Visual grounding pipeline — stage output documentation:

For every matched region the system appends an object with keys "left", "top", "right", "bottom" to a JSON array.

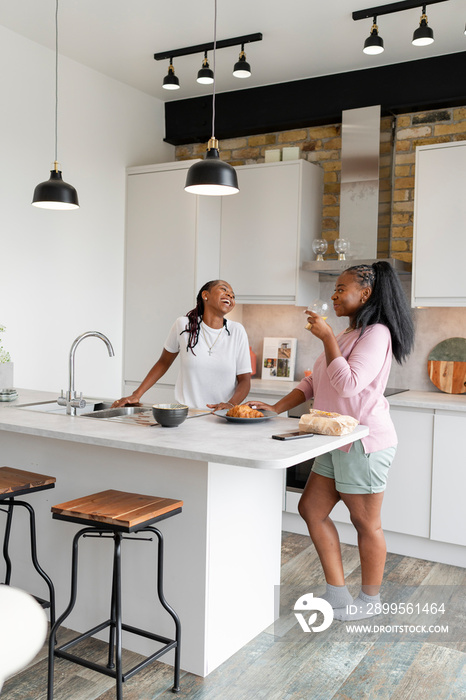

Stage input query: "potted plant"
[{"left": 0, "top": 324, "right": 13, "bottom": 390}]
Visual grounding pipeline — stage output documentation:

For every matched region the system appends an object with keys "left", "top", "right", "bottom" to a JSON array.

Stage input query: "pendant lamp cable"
[
  {"left": 54, "top": 0, "right": 59, "bottom": 167},
  {"left": 31, "top": 0, "right": 79, "bottom": 208},
  {"left": 183, "top": 0, "right": 239, "bottom": 195},
  {"left": 211, "top": 0, "right": 217, "bottom": 141}
]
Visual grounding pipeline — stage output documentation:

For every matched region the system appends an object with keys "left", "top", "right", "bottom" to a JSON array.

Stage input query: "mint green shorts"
[{"left": 312, "top": 440, "right": 396, "bottom": 494}]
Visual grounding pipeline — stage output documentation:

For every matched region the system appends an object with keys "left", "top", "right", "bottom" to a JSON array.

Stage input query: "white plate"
[{"left": 214, "top": 409, "right": 278, "bottom": 423}]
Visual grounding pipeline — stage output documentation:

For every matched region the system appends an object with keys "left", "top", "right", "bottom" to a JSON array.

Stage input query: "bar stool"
[
  {"left": 47, "top": 489, "right": 183, "bottom": 699},
  {"left": 0, "top": 466, "right": 56, "bottom": 625}
]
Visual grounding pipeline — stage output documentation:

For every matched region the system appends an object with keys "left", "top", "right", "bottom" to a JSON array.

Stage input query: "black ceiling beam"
[
  {"left": 353, "top": 0, "right": 449, "bottom": 21},
  {"left": 163, "top": 51, "right": 466, "bottom": 145},
  {"left": 154, "top": 33, "right": 263, "bottom": 61}
]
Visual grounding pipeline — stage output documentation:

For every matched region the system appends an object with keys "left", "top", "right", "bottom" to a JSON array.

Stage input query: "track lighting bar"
[
  {"left": 154, "top": 33, "right": 262, "bottom": 62},
  {"left": 353, "top": 0, "right": 448, "bottom": 21}
]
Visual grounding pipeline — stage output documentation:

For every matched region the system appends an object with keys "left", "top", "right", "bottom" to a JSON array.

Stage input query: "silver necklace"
[{"left": 201, "top": 324, "right": 224, "bottom": 355}]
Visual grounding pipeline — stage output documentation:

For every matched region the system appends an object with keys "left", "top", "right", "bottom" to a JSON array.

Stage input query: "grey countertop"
[{"left": 0, "top": 388, "right": 368, "bottom": 470}]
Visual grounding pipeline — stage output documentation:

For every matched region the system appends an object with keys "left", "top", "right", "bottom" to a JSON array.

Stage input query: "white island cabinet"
[
  {"left": 412, "top": 140, "right": 466, "bottom": 307},
  {"left": 2, "top": 389, "right": 368, "bottom": 678},
  {"left": 219, "top": 160, "right": 322, "bottom": 305}
]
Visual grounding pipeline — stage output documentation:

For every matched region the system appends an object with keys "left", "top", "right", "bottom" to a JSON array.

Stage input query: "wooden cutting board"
[{"left": 427, "top": 337, "right": 466, "bottom": 394}]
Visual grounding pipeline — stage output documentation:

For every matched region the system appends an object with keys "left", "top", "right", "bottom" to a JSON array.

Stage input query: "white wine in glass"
[{"left": 305, "top": 299, "right": 329, "bottom": 330}]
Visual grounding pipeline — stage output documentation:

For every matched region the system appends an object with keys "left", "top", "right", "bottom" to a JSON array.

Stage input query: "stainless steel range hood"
[{"left": 304, "top": 105, "right": 411, "bottom": 277}]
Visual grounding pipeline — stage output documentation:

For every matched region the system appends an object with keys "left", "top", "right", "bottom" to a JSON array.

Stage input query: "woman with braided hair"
[
  {"left": 250, "top": 261, "right": 414, "bottom": 621},
  {"left": 113, "top": 280, "right": 251, "bottom": 410}
]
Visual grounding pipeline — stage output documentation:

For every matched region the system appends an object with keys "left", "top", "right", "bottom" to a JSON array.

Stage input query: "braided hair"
[
  {"left": 180, "top": 280, "right": 230, "bottom": 354},
  {"left": 345, "top": 261, "right": 414, "bottom": 364}
]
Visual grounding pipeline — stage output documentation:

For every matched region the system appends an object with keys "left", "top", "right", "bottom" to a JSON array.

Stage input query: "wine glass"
[
  {"left": 334, "top": 238, "right": 349, "bottom": 260},
  {"left": 305, "top": 299, "right": 329, "bottom": 330},
  {"left": 312, "top": 238, "right": 328, "bottom": 261}
]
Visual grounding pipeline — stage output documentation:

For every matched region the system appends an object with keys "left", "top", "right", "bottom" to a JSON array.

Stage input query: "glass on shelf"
[
  {"left": 305, "top": 299, "right": 329, "bottom": 330},
  {"left": 312, "top": 238, "right": 328, "bottom": 261},
  {"left": 334, "top": 238, "right": 349, "bottom": 260}
]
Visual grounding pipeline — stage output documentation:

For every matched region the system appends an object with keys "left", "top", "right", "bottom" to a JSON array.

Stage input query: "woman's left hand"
[{"left": 306, "top": 311, "right": 333, "bottom": 340}]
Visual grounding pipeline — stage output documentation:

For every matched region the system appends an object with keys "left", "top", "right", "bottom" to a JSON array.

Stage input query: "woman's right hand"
[{"left": 111, "top": 394, "right": 141, "bottom": 408}]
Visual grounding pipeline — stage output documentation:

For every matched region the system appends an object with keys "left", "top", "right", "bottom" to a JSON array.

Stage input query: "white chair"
[{"left": 0, "top": 585, "right": 47, "bottom": 693}]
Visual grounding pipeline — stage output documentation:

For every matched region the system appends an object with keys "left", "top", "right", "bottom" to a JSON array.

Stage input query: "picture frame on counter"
[{"left": 261, "top": 337, "right": 297, "bottom": 381}]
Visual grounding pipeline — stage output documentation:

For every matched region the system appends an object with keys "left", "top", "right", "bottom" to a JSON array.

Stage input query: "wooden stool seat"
[
  {"left": 48, "top": 488, "right": 183, "bottom": 698},
  {"left": 0, "top": 466, "right": 56, "bottom": 625},
  {"left": 51, "top": 489, "right": 183, "bottom": 531},
  {"left": 0, "top": 467, "right": 56, "bottom": 499}
]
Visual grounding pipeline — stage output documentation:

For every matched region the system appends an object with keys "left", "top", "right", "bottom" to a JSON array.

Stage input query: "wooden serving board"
[{"left": 427, "top": 337, "right": 466, "bottom": 394}]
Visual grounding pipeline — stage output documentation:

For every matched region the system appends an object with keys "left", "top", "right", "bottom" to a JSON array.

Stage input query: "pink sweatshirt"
[{"left": 296, "top": 324, "right": 397, "bottom": 453}]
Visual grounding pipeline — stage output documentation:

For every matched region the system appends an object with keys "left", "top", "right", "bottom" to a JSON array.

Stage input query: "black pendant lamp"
[
  {"left": 185, "top": 0, "right": 239, "bottom": 196},
  {"left": 32, "top": 0, "right": 79, "bottom": 210}
]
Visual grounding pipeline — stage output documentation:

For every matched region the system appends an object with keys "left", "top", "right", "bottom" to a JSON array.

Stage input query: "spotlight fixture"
[
  {"left": 197, "top": 51, "right": 214, "bottom": 84},
  {"left": 154, "top": 33, "right": 261, "bottom": 91},
  {"left": 32, "top": 0, "right": 79, "bottom": 210},
  {"left": 163, "top": 59, "right": 180, "bottom": 90},
  {"left": 233, "top": 44, "right": 251, "bottom": 78},
  {"left": 184, "top": 0, "right": 239, "bottom": 196},
  {"left": 412, "top": 5, "right": 434, "bottom": 45},
  {"left": 353, "top": 0, "right": 448, "bottom": 54},
  {"left": 363, "top": 16, "right": 384, "bottom": 54}
]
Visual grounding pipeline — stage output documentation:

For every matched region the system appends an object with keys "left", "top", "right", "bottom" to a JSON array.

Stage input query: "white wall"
[{"left": 0, "top": 25, "right": 173, "bottom": 399}]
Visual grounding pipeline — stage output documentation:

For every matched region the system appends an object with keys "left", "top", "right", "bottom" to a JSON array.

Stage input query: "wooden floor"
[{"left": 3, "top": 532, "right": 465, "bottom": 699}]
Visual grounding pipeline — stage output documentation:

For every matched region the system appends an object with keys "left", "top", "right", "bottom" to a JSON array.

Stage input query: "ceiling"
[{"left": 0, "top": 0, "right": 465, "bottom": 103}]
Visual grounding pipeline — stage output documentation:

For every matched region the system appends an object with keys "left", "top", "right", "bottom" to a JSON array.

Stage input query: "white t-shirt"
[{"left": 164, "top": 316, "right": 252, "bottom": 408}]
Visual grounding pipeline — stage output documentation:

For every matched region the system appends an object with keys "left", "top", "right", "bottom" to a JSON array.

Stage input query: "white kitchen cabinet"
[
  {"left": 331, "top": 407, "right": 433, "bottom": 533},
  {"left": 219, "top": 160, "right": 322, "bottom": 305},
  {"left": 430, "top": 410, "right": 466, "bottom": 546},
  {"left": 412, "top": 141, "right": 466, "bottom": 307},
  {"left": 381, "top": 406, "right": 433, "bottom": 537},
  {"left": 123, "top": 161, "right": 220, "bottom": 390}
]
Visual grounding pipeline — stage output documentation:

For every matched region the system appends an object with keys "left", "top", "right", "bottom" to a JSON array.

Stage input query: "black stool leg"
[
  {"left": 2, "top": 499, "right": 56, "bottom": 626},
  {"left": 1, "top": 499, "right": 14, "bottom": 585},
  {"left": 144, "top": 526, "right": 181, "bottom": 693},
  {"left": 107, "top": 547, "right": 117, "bottom": 670},
  {"left": 47, "top": 527, "right": 94, "bottom": 700},
  {"left": 113, "top": 532, "right": 123, "bottom": 700},
  {"left": 21, "top": 499, "right": 56, "bottom": 627}
]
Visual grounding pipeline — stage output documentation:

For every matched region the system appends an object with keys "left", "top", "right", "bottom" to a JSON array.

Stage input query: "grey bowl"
[{"left": 152, "top": 403, "right": 189, "bottom": 427}]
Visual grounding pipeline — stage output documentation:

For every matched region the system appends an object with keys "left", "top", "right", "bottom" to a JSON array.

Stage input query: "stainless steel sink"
[
  {"left": 17, "top": 399, "right": 155, "bottom": 425},
  {"left": 17, "top": 399, "right": 114, "bottom": 416},
  {"left": 83, "top": 406, "right": 147, "bottom": 419}
]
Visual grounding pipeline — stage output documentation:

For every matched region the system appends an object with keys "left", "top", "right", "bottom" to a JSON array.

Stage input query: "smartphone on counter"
[{"left": 272, "top": 431, "right": 315, "bottom": 440}]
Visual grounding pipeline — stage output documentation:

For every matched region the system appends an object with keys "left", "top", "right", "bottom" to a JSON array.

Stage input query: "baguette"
[{"left": 298, "top": 408, "right": 359, "bottom": 436}]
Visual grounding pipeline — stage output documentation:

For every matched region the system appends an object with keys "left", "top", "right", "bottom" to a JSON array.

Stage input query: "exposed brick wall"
[{"left": 175, "top": 106, "right": 466, "bottom": 262}]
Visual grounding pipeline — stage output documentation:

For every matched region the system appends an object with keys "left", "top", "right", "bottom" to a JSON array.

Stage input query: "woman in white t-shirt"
[{"left": 113, "top": 280, "right": 252, "bottom": 410}]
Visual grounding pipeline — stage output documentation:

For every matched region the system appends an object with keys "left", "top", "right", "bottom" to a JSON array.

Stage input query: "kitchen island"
[{"left": 0, "top": 389, "right": 368, "bottom": 677}]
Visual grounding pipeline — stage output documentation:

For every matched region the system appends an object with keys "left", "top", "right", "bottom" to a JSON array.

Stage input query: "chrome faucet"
[{"left": 57, "top": 331, "right": 115, "bottom": 416}]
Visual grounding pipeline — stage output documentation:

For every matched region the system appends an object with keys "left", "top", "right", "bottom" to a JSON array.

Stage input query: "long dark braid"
[
  {"left": 180, "top": 280, "right": 230, "bottom": 354},
  {"left": 346, "top": 261, "right": 415, "bottom": 364}
]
